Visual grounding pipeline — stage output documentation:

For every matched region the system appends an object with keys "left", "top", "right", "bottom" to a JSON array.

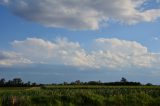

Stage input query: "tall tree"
[{"left": 121, "top": 77, "right": 127, "bottom": 83}]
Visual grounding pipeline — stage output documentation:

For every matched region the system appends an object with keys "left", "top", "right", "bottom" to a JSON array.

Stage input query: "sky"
[{"left": 0, "top": 0, "right": 160, "bottom": 84}]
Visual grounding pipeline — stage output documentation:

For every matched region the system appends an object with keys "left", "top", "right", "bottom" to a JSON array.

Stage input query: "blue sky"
[{"left": 0, "top": 0, "right": 160, "bottom": 84}]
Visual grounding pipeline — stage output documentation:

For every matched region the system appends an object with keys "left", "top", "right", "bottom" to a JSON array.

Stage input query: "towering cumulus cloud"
[{"left": 1, "top": 0, "right": 160, "bottom": 30}]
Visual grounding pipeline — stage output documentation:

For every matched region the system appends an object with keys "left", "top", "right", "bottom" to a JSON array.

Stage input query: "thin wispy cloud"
[
  {"left": 156, "top": 0, "right": 160, "bottom": 3},
  {"left": 152, "top": 36, "right": 160, "bottom": 41}
]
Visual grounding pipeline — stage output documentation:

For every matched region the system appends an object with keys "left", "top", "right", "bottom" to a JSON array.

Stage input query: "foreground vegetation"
[
  {"left": 0, "top": 86, "right": 160, "bottom": 106},
  {"left": 0, "top": 77, "right": 159, "bottom": 105}
]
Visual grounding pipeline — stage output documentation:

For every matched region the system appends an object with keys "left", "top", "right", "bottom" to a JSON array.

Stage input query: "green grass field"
[{"left": 0, "top": 86, "right": 160, "bottom": 106}]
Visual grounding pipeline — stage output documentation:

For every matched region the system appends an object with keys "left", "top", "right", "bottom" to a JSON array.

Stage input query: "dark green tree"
[
  {"left": 121, "top": 77, "right": 127, "bottom": 83},
  {"left": 13, "top": 78, "right": 22, "bottom": 86}
]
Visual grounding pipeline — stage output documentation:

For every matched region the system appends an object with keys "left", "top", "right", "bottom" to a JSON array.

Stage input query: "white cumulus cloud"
[
  {"left": 0, "top": 51, "right": 32, "bottom": 67},
  {"left": 1, "top": 0, "right": 160, "bottom": 30},
  {"left": 93, "top": 38, "right": 157, "bottom": 69},
  {"left": 11, "top": 37, "right": 93, "bottom": 68},
  {"left": 2, "top": 37, "right": 158, "bottom": 70},
  {"left": 1, "top": 37, "right": 160, "bottom": 70}
]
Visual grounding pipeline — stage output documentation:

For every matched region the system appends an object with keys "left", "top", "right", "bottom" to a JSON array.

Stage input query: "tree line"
[
  {"left": 0, "top": 78, "right": 38, "bottom": 87},
  {"left": 0, "top": 77, "right": 154, "bottom": 87},
  {"left": 63, "top": 77, "right": 142, "bottom": 86}
]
